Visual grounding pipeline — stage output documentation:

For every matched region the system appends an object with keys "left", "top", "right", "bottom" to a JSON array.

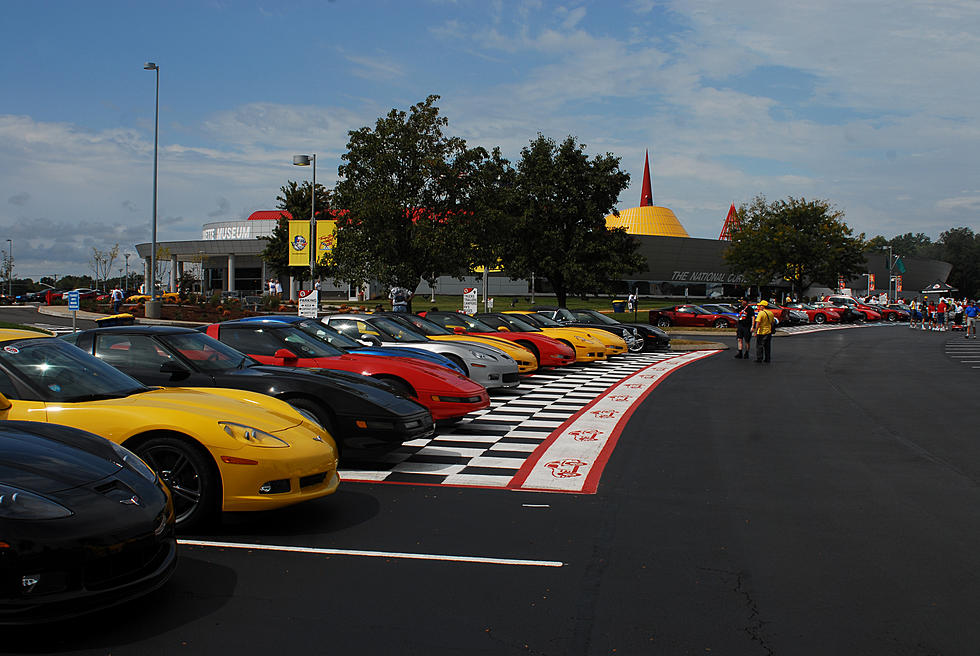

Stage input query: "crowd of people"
[{"left": 906, "top": 297, "right": 979, "bottom": 336}]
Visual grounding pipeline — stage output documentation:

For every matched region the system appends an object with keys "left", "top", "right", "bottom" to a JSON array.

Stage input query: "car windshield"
[
  {"left": 525, "top": 313, "right": 562, "bottom": 328},
  {"left": 478, "top": 314, "right": 541, "bottom": 332},
  {"left": 289, "top": 320, "right": 362, "bottom": 351},
  {"left": 272, "top": 327, "right": 344, "bottom": 357},
  {"left": 0, "top": 337, "right": 148, "bottom": 402},
  {"left": 366, "top": 317, "right": 429, "bottom": 343},
  {"left": 389, "top": 314, "right": 454, "bottom": 336},
  {"left": 160, "top": 332, "right": 256, "bottom": 372},
  {"left": 574, "top": 309, "right": 620, "bottom": 325},
  {"left": 427, "top": 313, "right": 494, "bottom": 333},
  {"left": 689, "top": 305, "right": 711, "bottom": 314}
]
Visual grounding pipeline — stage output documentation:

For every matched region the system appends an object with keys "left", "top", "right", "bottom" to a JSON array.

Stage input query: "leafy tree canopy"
[
  {"left": 502, "top": 134, "right": 642, "bottom": 307},
  {"left": 725, "top": 195, "right": 866, "bottom": 296},
  {"left": 260, "top": 180, "right": 332, "bottom": 281},
  {"left": 331, "top": 95, "right": 488, "bottom": 297}
]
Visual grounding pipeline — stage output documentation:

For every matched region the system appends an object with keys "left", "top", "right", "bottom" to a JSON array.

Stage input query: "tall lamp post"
[
  {"left": 144, "top": 61, "right": 161, "bottom": 318},
  {"left": 5, "top": 239, "right": 10, "bottom": 297},
  {"left": 292, "top": 154, "right": 316, "bottom": 286},
  {"left": 124, "top": 253, "right": 130, "bottom": 292}
]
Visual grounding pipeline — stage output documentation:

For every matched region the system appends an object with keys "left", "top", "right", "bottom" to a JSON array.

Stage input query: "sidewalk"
[{"left": 35, "top": 304, "right": 204, "bottom": 327}]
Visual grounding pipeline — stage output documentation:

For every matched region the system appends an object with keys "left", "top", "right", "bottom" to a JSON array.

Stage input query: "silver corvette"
[{"left": 321, "top": 314, "right": 521, "bottom": 390}]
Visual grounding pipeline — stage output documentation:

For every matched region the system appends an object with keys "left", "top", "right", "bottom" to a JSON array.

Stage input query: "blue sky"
[{"left": 1, "top": 0, "right": 979, "bottom": 278}]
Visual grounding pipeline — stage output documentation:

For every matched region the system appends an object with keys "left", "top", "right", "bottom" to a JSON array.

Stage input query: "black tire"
[
  {"left": 714, "top": 318, "right": 729, "bottom": 328},
  {"left": 627, "top": 336, "right": 645, "bottom": 353},
  {"left": 656, "top": 317, "right": 671, "bottom": 328},
  {"left": 887, "top": 312, "right": 897, "bottom": 322},
  {"left": 814, "top": 313, "right": 826, "bottom": 324},
  {"left": 378, "top": 376, "right": 415, "bottom": 398},
  {"left": 515, "top": 340, "right": 540, "bottom": 366},
  {"left": 134, "top": 436, "right": 218, "bottom": 531},
  {"left": 445, "top": 354, "right": 469, "bottom": 376}
]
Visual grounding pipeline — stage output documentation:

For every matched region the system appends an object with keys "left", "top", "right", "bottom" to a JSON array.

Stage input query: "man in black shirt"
[{"left": 734, "top": 298, "right": 754, "bottom": 359}]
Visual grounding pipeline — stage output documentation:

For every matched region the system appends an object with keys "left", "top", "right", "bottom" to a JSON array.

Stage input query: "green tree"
[
  {"left": 331, "top": 95, "right": 487, "bottom": 305},
  {"left": 503, "top": 134, "right": 642, "bottom": 307},
  {"left": 260, "top": 180, "right": 332, "bottom": 283},
  {"left": 937, "top": 227, "right": 980, "bottom": 298},
  {"left": 865, "top": 235, "right": 889, "bottom": 252},
  {"left": 888, "top": 232, "right": 936, "bottom": 259},
  {"left": 725, "top": 195, "right": 866, "bottom": 297}
]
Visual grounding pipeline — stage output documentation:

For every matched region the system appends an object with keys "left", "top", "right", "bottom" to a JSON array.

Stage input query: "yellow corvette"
[
  {"left": 0, "top": 330, "right": 338, "bottom": 529},
  {"left": 506, "top": 311, "right": 629, "bottom": 357},
  {"left": 127, "top": 291, "right": 180, "bottom": 303},
  {"left": 478, "top": 312, "right": 608, "bottom": 363}
]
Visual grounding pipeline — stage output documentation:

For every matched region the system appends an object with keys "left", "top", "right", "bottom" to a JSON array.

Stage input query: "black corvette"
[
  {"left": 534, "top": 307, "right": 671, "bottom": 352},
  {"left": 0, "top": 420, "right": 176, "bottom": 624},
  {"left": 63, "top": 326, "right": 435, "bottom": 451}
]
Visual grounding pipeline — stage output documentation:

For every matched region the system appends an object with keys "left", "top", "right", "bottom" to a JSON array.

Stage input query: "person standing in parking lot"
[
  {"left": 965, "top": 301, "right": 979, "bottom": 338},
  {"left": 734, "top": 297, "right": 754, "bottom": 359},
  {"left": 110, "top": 286, "right": 124, "bottom": 314},
  {"left": 752, "top": 300, "right": 775, "bottom": 363}
]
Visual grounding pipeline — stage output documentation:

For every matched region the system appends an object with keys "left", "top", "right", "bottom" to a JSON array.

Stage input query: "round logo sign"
[{"left": 291, "top": 235, "right": 308, "bottom": 251}]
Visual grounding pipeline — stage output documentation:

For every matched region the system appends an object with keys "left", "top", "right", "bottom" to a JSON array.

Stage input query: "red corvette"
[
  {"left": 783, "top": 302, "right": 842, "bottom": 324},
  {"left": 422, "top": 311, "right": 576, "bottom": 368},
  {"left": 647, "top": 305, "right": 737, "bottom": 328},
  {"left": 204, "top": 321, "right": 489, "bottom": 421}
]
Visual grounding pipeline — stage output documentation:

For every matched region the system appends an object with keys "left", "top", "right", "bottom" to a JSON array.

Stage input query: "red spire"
[
  {"left": 639, "top": 151, "right": 653, "bottom": 207},
  {"left": 719, "top": 203, "right": 739, "bottom": 240}
]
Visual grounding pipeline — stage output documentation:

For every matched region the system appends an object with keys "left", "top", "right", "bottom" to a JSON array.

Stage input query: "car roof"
[{"left": 78, "top": 325, "right": 197, "bottom": 335}]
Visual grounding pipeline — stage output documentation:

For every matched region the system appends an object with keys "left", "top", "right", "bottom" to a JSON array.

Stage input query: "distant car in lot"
[
  {"left": 503, "top": 311, "right": 628, "bottom": 357},
  {"left": 422, "top": 311, "right": 577, "bottom": 368},
  {"left": 63, "top": 325, "right": 435, "bottom": 451},
  {"left": 647, "top": 305, "right": 737, "bottom": 328},
  {"left": 532, "top": 307, "right": 670, "bottom": 353},
  {"left": 127, "top": 291, "right": 179, "bottom": 303},
  {"left": 0, "top": 420, "right": 177, "bottom": 625},
  {"left": 782, "top": 302, "right": 842, "bottom": 324},
  {"left": 825, "top": 296, "right": 883, "bottom": 321},
  {"left": 70, "top": 288, "right": 100, "bottom": 299}
]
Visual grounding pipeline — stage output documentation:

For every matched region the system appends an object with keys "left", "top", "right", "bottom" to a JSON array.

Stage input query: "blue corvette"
[{"left": 222, "top": 316, "right": 467, "bottom": 375}]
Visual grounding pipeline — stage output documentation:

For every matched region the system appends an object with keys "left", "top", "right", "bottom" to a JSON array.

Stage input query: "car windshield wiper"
[{"left": 60, "top": 392, "right": 129, "bottom": 402}]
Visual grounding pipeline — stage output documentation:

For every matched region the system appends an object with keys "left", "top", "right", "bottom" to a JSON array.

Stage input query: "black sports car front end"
[{"left": 0, "top": 421, "right": 176, "bottom": 625}]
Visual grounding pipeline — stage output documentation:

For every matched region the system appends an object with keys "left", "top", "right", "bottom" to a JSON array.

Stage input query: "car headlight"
[
  {"left": 0, "top": 484, "right": 73, "bottom": 519},
  {"left": 109, "top": 441, "right": 157, "bottom": 482},
  {"left": 219, "top": 422, "right": 289, "bottom": 448},
  {"left": 467, "top": 349, "right": 494, "bottom": 360}
]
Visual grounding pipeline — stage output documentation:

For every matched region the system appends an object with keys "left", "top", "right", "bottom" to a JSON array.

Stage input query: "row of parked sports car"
[
  {"left": 646, "top": 295, "right": 911, "bottom": 328},
  {"left": 0, "top": 307, "right": 670, "bottom": 624}
]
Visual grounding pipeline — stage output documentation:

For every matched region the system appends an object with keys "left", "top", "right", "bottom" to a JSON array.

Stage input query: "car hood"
[
  {"left": 0, "top": 422, "right": 122, "bottom": 494},
  {"left": 106, "top": 387, "right": 303, "bottom": 432}
]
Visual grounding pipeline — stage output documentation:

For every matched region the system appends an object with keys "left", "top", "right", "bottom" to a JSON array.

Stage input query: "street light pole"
[
  {"left": 5, "top": 239, "right": 10, "bottom": 297},
  {"left": 124, "top": 253, "right": 130, "bottom": 292},
  {"left": 292, "top": 154, "right": 317, "bottom": 286},
  {"left": 144, "top": 62, "right": 161, "bottom": 318}
]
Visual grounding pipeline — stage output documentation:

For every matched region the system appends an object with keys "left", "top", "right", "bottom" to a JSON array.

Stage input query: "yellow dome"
[{"left": 605, "top": 205, "right": 689, "bottom": 238}]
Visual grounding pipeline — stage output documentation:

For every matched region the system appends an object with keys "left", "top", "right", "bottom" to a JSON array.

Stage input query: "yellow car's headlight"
[{"left": 219, "top": 422, "right": 289, "bottom": 448}]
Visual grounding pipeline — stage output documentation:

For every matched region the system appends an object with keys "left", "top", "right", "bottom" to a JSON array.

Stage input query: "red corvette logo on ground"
[{"left": 545, "top": 458, "right": 589, "bottom": 478}]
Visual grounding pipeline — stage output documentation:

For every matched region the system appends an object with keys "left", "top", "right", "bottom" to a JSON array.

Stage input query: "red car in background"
[
  {"left": 825, "top": 296, "right": 883, "bottom": 321},
  {"left": 203, "top": 321, "right": 489, "bottom": 422},
  {"left": 647, "top": 304, "right": 737, "bottom": 328},
  {"left": 422, "top": 311, "right": 576, "bottom": 368},
  {"left": 783, "top": 302, "right": 842, "bottom": 324}
]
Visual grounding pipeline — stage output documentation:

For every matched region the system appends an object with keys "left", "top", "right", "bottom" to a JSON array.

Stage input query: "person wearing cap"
[{"left": 752, "top": 300, "right": 776, "bottom": 363}]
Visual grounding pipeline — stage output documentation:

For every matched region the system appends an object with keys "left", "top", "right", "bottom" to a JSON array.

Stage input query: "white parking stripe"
[{"left": 179, "top": 539, "right": 564, "bottom": 567}]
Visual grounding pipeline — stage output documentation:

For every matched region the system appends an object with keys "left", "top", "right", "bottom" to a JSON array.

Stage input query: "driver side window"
[{"left": 95, "top": 334, "right": 173, "bottom": 368}]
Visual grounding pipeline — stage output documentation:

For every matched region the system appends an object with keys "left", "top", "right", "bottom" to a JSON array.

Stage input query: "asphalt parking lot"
[{"left": 4, "top": 308, "right": 980, "bottom": 655}]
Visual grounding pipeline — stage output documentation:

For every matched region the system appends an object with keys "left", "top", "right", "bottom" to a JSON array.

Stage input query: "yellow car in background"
[
  {"left": 378, "top": 311, "right": 539, "bottom": 373},
  {"left": 507, "top": 311, "right": 629, "bottom": 357},
  {"left": 127, "top": 291, "right": 180, "bottom": 303},
  {"left": 478, "top": 312, "right": 608, "bottom": 363},
  {"left": 0, "top": 330, "right": 339, "bottom": 529}
]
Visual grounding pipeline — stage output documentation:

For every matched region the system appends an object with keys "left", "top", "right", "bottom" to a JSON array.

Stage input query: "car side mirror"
[
  {"left": 273, "top": 348, "right": 298, "bottom": 362},
  {"left": 0, "top": 392, "right": 10, "bottom": 412},
  {"left": 160, "top": 360, "right": 190, "bottom": 379},
  {"left": 359, "top": 334, "right": 382, "bottom": 346},
  {"left": 497, "top": 326, "right": 510, "bottom": 332}
]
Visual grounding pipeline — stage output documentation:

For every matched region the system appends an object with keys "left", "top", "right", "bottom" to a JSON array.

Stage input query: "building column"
[
  {"left": 227, "top": 253, "right": 235, "bottom": 292},
  {"left": 170, "top": 254, "right": 178, "bottom": 292},
  {"left": 289, "top": 276, "right": 297, "bottom": 301}
]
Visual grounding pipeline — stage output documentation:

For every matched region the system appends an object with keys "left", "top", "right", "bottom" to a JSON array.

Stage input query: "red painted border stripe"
[{"left": 509, "top": 350, "right": 719, "bottom": 493}]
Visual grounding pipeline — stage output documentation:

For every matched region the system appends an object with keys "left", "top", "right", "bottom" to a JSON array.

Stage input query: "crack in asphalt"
[{"left": 700, "top": 567, "right": 775, "bottom": 656}]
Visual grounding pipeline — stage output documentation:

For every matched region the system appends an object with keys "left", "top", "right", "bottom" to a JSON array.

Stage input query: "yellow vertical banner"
[
  {"left": 288, "top": 221, "right": 311, "bottom": 267},
  {"left": 316, "top": 220, "right": 337, "bottom": 264}
]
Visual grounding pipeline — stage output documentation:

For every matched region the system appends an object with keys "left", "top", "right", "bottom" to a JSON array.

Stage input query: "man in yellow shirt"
[{"left": 752, "top": 300, "right": 776, "bottom": 363}]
